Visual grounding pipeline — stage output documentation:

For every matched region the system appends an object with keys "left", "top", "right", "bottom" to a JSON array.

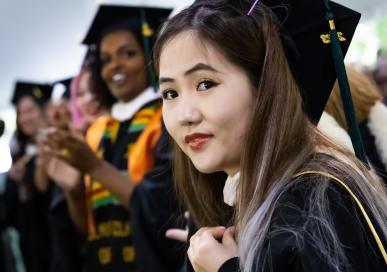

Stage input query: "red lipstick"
[{"left": 185, "top": 133, "right": 213, "bottom": 150}]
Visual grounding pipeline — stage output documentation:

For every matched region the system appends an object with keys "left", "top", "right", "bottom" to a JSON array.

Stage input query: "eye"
[
  {"left": 161, "top": 89, "right": 178, "bottom": 100},
  {"left": 197, "top": 79, "right": 217, "bottom": 92},
  {"left": 100, "top": 55, "right": 110, "bottom": 66},
  {"left": 123, "top": 49, "right": 137, "bottom": 58}
]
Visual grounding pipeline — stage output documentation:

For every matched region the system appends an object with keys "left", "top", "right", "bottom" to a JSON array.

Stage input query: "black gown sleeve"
[
  {"left": 130, "top": 124, "right": 186, "bottom": 272},
  {"left": 218, "top": 257, "right": 239, "bottom": 272},
  {"left": 218, "top": 176, "right": 386, "bottom": 272},
  {"left": 260, "top": 177, "right": 385, "bottom": 272}
]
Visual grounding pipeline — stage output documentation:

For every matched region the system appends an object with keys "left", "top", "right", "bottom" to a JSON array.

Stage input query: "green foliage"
[{"left": 376, "top": 15, "right": 387, "bottom": 51}]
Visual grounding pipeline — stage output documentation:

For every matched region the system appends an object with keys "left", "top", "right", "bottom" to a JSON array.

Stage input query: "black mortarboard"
[
  {"left": 11, "top": 81, "right": 53, "bottom": 107},
  {"left": 247, "top": 0, "right": 366, "bottom": 164},
  {"left": 82, "top": 5, "right": 173, "bottom": 46},
  {"left": 254, "top": 0, "right": 360, "bottom": 123},
  {"left": 82, "top": 5, "right": 173, "bottom": 90},
  {"left": 52, "top": 78, "right": 72, "bottom": 100}
]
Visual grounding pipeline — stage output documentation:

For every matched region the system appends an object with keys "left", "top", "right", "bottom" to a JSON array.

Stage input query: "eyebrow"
[
  {"left": 101, "top": 44, "right": 137, "bottom": 56},
  {"left": 159, "top": 63, "right": 220, "bottom": 84}
]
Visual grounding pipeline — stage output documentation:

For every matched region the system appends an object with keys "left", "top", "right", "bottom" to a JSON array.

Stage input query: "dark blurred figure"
[
  {"left": 0, "top": 119, "right": 8, "bottom": 271},
  {"left": 373, "top": 50, "right": 387, "bottom": 104},
  {"left": 0, "top": 120, "right": 4, "bottom": 136},
  {"left": 35, "top": 79, "right": 83, "bottom": 272},
  {"left": 4, "top": 82, "right": 52, "bottom": 272}
]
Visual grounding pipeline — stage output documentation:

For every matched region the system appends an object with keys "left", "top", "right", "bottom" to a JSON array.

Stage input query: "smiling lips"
[
  {"left": 111, "top": 73, "right": 127, "bottom": 87},
  {"left": 185, "top": 133, "right": 213, "bottom": 150}
]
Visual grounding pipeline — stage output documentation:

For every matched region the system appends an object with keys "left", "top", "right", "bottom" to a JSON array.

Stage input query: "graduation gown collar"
[
  {"left": 223, "top": 171, "right": 240, "bottom": 207},
  {"left": 111, "top": 87, "right": 160, "bottom": 122},
  {"left": 367, "top": 101, "right": 387, "bottom": 169}
]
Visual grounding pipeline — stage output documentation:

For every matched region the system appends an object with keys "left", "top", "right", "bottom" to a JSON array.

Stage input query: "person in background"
[
  {"left": 35, "top": 78, "right": 84, "bottom": 272},
  {"left": 325, "top": 65, "right": 387, "bottom": 185},
  {"left": 71, "top": 49, "right": 108, "bottom": 133},
  {"left": 5, "top": 82, "right": 53, "bottom": 272},
  {"left": 41, "top": 5, "right": 185, "bottom": 271},
  {"left": 154, "top": 0, "right": 387, "bottom": 271}
]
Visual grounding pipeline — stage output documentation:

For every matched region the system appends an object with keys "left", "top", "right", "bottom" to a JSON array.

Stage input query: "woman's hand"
[
  {"left": 188, "top": 226, "right": 238, "bottom": 272},
  {"left": 40, "top": 127, "right": 101, "bottom": 173}
]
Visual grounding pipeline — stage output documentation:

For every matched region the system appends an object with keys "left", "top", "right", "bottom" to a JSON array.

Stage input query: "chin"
[{"left": 191, "top": 159, "right": 222, "bottom": 174}]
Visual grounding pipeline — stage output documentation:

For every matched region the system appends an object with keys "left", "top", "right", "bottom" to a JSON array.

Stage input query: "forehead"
[
  {"left": 17, "top": 96, "right": 39, "bottom": 110},
  {"left": 100, "top": 30, "right": 140, "bottom": 51},
  {"left": 159, "top": 30, "right": 232, "bottom": 76}
]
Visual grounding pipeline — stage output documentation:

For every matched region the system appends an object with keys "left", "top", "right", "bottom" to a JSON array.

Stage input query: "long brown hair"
[
  {"left": 154, "top": 1, "right": 386, "bottom": 270},
  {"left": 325, "top": 65, "right": 382, "bottom": 129}
]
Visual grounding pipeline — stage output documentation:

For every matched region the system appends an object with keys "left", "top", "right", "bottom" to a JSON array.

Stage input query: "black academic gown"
[
  {"left": 48, "top": 185, "right": 82, "bottom": 272},
  {"left": 84, "top": 100, "right": 185, "bottom": 272},
  {"left": 359, "top": 120, "right": 387, "bottom": 186},
  {"left": 218, "top": 173, "right": 386, "bottom": 272},
  {"left": 4, "top": 157, "right": 51, "bottom": 272},
  {"left": 130, "top": 124, "right": 186, "bottom": 272}
]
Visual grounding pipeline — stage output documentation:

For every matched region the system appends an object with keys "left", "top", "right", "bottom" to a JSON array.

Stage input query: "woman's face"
[
  {"left": 76, "top": 72, "right": 100, "bottom": 117},
  {"left": 17, "top": 96, "right": 43, "bottom": 137},
  {"left": 159, "top": 31, "right": 254, "bottom": 175},
  {"left": 100, "top": 30, "right": 147, "bottom": 102}
]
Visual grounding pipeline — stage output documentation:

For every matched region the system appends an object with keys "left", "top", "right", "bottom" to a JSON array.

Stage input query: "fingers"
[
  {"left": 188, "top": 226, "right": 237, "bottom": 272},
  {"left": 165, "top": 228, "right": 188, "bottom": 242},
  {"left": 189, "top": 226, "right": 226, "bottom": 248},
  {"left": 198, "top": 226, "right": 226, "bottom": 240},
  {"left": 36, "top": 128, "right": 73, "bottom": 164},
  {"left": 222, "top": 227, "right": 237, "bottom": 248},
  {"left": 184, "top": 211, "right": 190, "bottom": 220},
  {"left": 38, "top": 127, "right": 65, "bottom": 151}
]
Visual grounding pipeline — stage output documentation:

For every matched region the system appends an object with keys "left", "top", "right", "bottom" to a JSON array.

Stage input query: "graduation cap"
[
  {"left": 82, "top": 5, "right": 172, "bottom": 46},
  {"left": 52, "top": 78, "right": 72, "bottom": 101},
  {"left": 11, "top": 81, "right": 53, "bottom": 107},
  {"left": 241, "top": 0, "right": 359, "bottom": 123},
  {"left": 82, "top": 5, "right": 173, "bottom": 90},
  {"left": 247, "top": 0, "right": 367, "bottom": 164}
]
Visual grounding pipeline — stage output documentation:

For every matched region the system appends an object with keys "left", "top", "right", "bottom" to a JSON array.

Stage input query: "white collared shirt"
[
  {"left": 223, "top": 172, "right": 240, "bottom": 207},
  {"left": 111, "top": 87, "right": 160, "bottom": 122}
]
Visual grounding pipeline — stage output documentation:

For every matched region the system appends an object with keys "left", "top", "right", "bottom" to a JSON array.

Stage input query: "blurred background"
[{"left": 0, "top": 0, "right": 386, "bottom": 173}]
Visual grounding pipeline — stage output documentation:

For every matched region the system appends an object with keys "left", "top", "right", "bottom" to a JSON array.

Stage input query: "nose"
[
  {"left": 178, "top": 96, "right": 202, "bottom": 127},
  {"left": 107, "top": 55, "right": 122, "bottom": 72}
]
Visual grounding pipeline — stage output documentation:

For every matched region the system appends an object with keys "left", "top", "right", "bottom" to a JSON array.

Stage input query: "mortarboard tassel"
[
  {"left": 322, "top": 0, "right": 369, "bottom": 167},
  {"left": 140, "top": 8, "right": 158, "bottom": 92}
]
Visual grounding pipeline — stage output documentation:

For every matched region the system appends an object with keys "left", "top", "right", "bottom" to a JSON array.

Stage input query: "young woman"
[
  {"left": 42, "top": 5, "right": 185, "bottom": 272},
  {"left": 5, "top": 82, "right": 53, "bottom": 272},
  {"left": 154, "top": 0, "right": 387, "bottom": 271}
]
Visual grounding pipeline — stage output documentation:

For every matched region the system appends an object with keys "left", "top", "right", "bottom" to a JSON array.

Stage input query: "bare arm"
[
  {"left": 44, "top": 128, "right": 135, "bottom": 207},
  {"left": 65, "top": 182, "right": 88, "bottom": 236},
  {"left": 87, "top": 159, "right": 135, "bottom": 207}
]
